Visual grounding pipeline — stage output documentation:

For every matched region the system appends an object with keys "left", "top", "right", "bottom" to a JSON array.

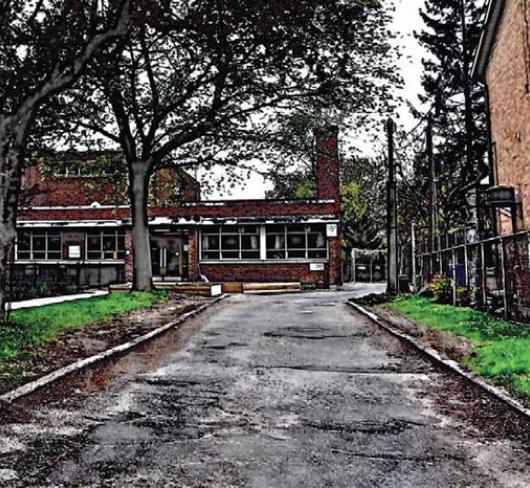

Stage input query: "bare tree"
[{"left": 0, "top": 0, "right": 133, "bottom": 321}]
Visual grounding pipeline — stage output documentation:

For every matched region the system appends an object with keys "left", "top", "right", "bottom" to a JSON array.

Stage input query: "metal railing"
[
  {"left": 410, "top": 230, "right": 530, "bottom": 321},
  {"left": 6, "top": 262, "right": 125, "bottom": 302}
]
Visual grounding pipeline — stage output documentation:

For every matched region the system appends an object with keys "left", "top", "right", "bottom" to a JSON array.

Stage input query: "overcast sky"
[{"left": 207, "top": 0, "right": 428, "bottom": 200}]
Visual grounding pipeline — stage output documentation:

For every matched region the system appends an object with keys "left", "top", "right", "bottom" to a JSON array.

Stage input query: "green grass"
[
  {"left": 385, "top": 296, "right": 530, "bottom": 402},
  {"left": 0, "top": 291, "right": 167, "bottom": 367}
]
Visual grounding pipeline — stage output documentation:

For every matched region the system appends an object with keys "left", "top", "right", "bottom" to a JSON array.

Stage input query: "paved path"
[
  {"left": 1, "top": 285, "right": 530, "bottom": 487},
  {"left": 8, "top": 290, "right": 108, "bottom": 311}
]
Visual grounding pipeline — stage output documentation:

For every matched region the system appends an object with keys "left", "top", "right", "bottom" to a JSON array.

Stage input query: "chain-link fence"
[{"left": 411, "top": 230, "right": 530, "bottom": 321}]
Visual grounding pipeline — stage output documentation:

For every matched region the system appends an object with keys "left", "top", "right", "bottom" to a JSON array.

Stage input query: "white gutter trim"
[
  {"left": 180, "top": 199, "right": 336, "bottom": 207},
  {"left": 20, "top": 199, "right": 337, "bottom": 212},
  {"left": 20, "top": 205, "right": 130, "bottom": 211},
  {"left": 17, "top": 220, "right": 124, "bottom": 228},
  {"left": 17, "top": 216, "right": 340, "bottom": 229}
]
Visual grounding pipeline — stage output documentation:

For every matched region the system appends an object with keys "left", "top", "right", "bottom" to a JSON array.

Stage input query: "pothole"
[{"left": 263, "top": 326, "right": 366, "bottom": 340}]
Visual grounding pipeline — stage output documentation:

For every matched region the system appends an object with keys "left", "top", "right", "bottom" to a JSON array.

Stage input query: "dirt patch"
[
  {"left": 365, "top": 304, "right": 530, "bottom": 445},
  {"left": 372, "top": 305, "right": 475, "bottom": 362},
  {"left": 0, "top": 293, "right": 210, "bottom": 396},
  {"left": 427, "top": 371, "right": 530, "bottom": 444}
]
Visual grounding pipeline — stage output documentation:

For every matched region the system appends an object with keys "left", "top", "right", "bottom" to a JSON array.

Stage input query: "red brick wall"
[
  {"left": 315, "top": 126, "right": 340, "bottom": 210},
  {"left": 188, "top": 230, "right": 200, "bottom": 281},
  {"left": 486, "top": 0, "right": 530, "bottom": 234},
  {"left": 328, "top": 234, "right": 343, "bottom": 287},
  {"left": 21, "top": 158, "right": 200, "bottom": 208},
  {"left": 200, "top": 262, "right": 328, "bottom": 288},
  {"left": 18, "top": 199, "right": 338, "bottom": 221},
  {"left": 124, "top": 229, "right": 134, "bottom": 282}
]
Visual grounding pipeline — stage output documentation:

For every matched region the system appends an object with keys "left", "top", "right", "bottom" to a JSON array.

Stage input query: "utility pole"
[
  {"left": 386, "top": 118, "right": 399, "bottom": 296},
  {"left": 427, "top": 116, "right": 438, "bottom": 274}
]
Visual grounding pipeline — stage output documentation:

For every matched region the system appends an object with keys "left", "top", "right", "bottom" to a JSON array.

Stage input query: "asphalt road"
[{"left": 1, "top": 284, "right": 530, "bottom": 487}]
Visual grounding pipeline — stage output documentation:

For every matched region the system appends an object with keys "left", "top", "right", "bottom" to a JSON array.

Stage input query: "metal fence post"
[
  {"left": 481, "top": 242, "right": 487, "bottom": 306},
  {"left": 463, "top": 231, "right": 469, "bottom": 288},
  {"left": 438, "top": 235, "right": 443, "bottom": 276},
  {"left": 352, "top": 249, "right": 356, "bottom": 283},
  {"left": 452, "top": 248, "right": 457, "bottom": 305},
  {"left": 411, "top": 223, "right": 417, "bottom": 290},
  {"left": 499, "top": 237, "right": 508, "bottom": 319}
]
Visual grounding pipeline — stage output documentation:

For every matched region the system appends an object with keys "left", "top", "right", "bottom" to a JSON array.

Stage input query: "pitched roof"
[{"left": 471, "top": 0, "right": 506, "bottom": 82}]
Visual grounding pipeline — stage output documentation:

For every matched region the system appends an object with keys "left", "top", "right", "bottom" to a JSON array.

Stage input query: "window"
[
  {"left": 266, "top": 224, "right": 327, "bottom": 260},
  {"left": 200, "top": 224, "right": 328, "bottom": 261},
  {"left": 86, "top": 231, "right": 125, "bottom": 260},
  {"left": 16, "top": 231, "right": 62, "bottom": 260},
  {"left": 52, "top": 157, "right": 120, "bottom": 178},
  {"left": 201, "top": 226, "right": 260, "bottom": 261}
]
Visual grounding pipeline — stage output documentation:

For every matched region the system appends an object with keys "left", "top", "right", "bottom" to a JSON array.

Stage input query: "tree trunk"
[
  {"left": 128, "top": 160, "right": 153, "bottom": 291},
  {"left": 0, "top": 152, "right": 21, "bottom": 324},
  {"left": 0, "top": 239, "right": 11, "bottom": 325}
]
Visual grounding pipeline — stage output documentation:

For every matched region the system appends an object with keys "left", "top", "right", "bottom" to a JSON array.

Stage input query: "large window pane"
[
  {"left": 202, "top": 251, "right": 221, "bottom": 260},
  {"left": 86, "top": 231, "right": 124, "bottom": 261},
  {"left": 202, "top": 234, "right": 220, "bottom": 251},
  {"left": 308, "top": 249, "right": 327, "bottom": 259},
  {"left": 48, "top": 235, "right": 62, "bottom": 259},
  {"left": 32, "top": 235, "right": 46, "bottom": 259},
  {"left": 17, "top": 232, "right": 31, "bottom": 259},
  {"left": 221, "top": 235, "right": 239, "bottom": 250},
  {"left": 308, "top": 231, "right": 326, "bottom": 249},
  {"left": 266, "top": 229, "right": 286, "bottom": 259}
]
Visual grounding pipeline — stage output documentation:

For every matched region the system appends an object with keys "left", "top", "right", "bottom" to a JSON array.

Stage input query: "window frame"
[
  {"left": 200, "top": 225, "right": 261, "bottom": 261},
  {"left": 16, "top": 231, "right": 62, "bottom": 261},
  {"left": 200, "top": 224, "right": 328, "bottom": 262},
  {"left": 85, "top": 230, "right": 126, "bottom": 261}
]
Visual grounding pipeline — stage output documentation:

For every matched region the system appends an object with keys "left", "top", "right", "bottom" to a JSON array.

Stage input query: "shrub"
[{"left": 426, "top": 276, "right": 453, "bottom": 304}]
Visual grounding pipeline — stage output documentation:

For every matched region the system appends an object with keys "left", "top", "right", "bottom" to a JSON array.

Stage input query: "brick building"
[
  {"left": 15, "top": 128, "right": 342, "bottom": 290},
  {"left": 473, "top": 0, "right": 530, "bottom": 234}
]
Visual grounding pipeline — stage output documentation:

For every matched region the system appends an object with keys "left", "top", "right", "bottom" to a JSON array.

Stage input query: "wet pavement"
[{"left": 1, "top": 284, "right": 530, "bottom": 487}]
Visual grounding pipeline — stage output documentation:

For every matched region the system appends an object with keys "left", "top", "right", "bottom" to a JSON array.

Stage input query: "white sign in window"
[
  {"left": 310, "top": 263, "right": 325, "bottom": 272},
  {"left": 68, "top": 245, "right": 81, "bottom": 259}
]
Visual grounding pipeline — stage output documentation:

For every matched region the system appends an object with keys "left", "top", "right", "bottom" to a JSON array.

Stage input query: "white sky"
[{"left": 206, "top": 0, "right": 428, "bottom": 200}]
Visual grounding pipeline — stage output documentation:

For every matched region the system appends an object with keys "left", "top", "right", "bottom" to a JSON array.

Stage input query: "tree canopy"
[
  {"left": 52, "top": 0, "right": 400, "bottom": 289},
  {"left": 413, "top": 0, "right": 488, "bottom": 232},
  {"left": 0, "top": 0, "right": 132, "bottom": 320}
]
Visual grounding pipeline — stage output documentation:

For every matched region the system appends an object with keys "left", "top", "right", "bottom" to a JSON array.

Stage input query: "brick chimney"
[{"left": 315, "top": 126, "right": 340, "bottom": 205}]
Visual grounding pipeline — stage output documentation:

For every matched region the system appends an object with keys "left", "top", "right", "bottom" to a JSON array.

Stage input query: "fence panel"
[{"left": 413, "top": 231, "right": 530, "bottom": 322}]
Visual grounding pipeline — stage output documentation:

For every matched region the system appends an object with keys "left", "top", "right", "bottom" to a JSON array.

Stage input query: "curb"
[
  {"left": 1, "top": 295, "right": 229, "bottom": 403},
  {"left": 347, "top": 300, "right": 530, "bottom": 420}
]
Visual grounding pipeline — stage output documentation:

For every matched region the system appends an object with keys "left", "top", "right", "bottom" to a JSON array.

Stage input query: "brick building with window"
[
  {"left": 15, "top": 128, "right": 342, "bottom": 290},
  {"left": 473, "top": 0, "right": 530, "bottom": 234}
]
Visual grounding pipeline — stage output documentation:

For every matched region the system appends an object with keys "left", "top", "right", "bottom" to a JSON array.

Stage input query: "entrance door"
[{"left": 150, "top": 234, "right": 184, "bottom": 279}]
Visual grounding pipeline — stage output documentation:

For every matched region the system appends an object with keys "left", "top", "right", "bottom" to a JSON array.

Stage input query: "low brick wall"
[{"left": 200, "top": 262, "right": 328, "bottom": 288}]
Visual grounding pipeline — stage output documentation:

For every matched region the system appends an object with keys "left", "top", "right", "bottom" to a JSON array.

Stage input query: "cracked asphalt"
[{"left": 1, "top": 284, "right": 530, "bottom": 487}]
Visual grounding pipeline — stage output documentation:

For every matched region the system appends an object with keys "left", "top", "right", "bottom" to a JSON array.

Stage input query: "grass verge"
[
  {"left": 0, "top": 291, "right": 167, "bottom": 370},
  {"left": 384, "top": 296, "right": 530, "bottom": 402}
]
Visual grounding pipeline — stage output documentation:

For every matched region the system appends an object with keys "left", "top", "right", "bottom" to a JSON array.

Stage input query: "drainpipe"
[{"left": 483, "top": 82, "right": 498, "bottom": 236}]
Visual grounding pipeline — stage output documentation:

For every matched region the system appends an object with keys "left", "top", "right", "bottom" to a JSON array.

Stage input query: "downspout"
[{"left": 483, "top": 82, "right": 499, "bottom": 235}]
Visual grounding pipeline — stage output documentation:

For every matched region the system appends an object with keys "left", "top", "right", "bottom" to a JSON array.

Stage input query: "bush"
[
  {"left": 425, "top": 276, "right": 453, "bottom": 304},
  {"left": 456, "top": 287, "right": 472, "bottom": 307}
]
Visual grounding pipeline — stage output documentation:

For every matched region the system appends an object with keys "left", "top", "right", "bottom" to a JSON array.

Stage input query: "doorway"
[{"left": 150, "top": 233, "right": 187, "bottom": 281}]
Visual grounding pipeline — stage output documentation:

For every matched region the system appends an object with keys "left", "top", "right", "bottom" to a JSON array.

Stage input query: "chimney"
[{"left": 315, "top": 126, "right": 340, "bottom": 203}]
